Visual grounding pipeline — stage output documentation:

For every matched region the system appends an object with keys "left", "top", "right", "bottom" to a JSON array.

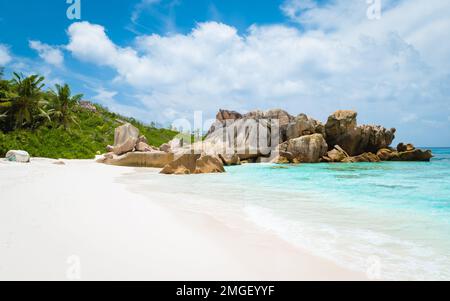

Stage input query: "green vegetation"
[{"left": 0, "top": 69, "right": 178, "bottom": 159}]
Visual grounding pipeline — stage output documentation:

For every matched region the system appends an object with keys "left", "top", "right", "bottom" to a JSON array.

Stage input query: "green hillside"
[{"left": 0, "top": 70, "right": 178, "bottom": 159}]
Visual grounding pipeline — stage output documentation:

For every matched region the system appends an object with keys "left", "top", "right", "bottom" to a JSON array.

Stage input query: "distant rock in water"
[
  {"left": 5, "top": 150, "right": 30, "bottom": 163},
  {"left": 342, "top": 152, "right": 381, "bottom": 163},
  {"left": 323, "top": 145, "right": 350, "bottom": 163},
  {"left": 377, "top": 144, "right": 432, "bottom": 162},
  {"left": 324, "top": 110, "right": 396, "bottom": 156},
  {"left": 196, "top": 108, "right": 431, "bottom": 164}
]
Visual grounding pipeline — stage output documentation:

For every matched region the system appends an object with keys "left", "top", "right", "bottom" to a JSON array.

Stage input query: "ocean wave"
[{"left": 243, "top": 204, "right": 450, "bottom": 280}]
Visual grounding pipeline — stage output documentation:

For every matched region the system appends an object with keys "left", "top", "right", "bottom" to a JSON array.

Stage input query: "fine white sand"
[{"left": 0, "top": 159, "right": 365, "bottom": 281}]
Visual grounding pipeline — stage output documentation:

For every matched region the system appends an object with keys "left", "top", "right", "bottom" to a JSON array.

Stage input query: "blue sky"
[{"left": 0, "top": 0, "right": 449, "bottom": 146}]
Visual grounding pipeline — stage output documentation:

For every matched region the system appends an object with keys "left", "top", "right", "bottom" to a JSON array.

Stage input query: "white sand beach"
[{"left": 0, "top": 159, "right": 365, "bottom": 281}]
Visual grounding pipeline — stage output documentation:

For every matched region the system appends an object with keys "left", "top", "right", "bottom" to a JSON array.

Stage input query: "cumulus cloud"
[
  {"left": 0, "top": 44, "right": 12, "bottom": 65},
  {"left": 63, "top": 0, "right": 450, "bottom": 145},
  {"left": 29, "top": 40, "right": 64, "bottom": 67}
]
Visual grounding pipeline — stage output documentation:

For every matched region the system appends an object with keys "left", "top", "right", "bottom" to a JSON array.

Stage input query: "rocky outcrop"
[
  {"left": 243, "top": 110, "right": 266, "bottom": 120},
  {"left": 201, "top": 118, "right": 273, "bottom": 161},
  {"left": 111, "top": 137, "right": 138, "bottom": 155},
  {"left": 160, "top": 154, "right": 225, "bottom": 175},
  {"left": 5, "top": 150, "right": 30, "bottom": 163},
  {"left": 342, "top": 152, "right": 380, "bottom": 163},
  {"left": 159, "top": 143, "right": 171, "bottom": 153},
  {"left": 219, "top": 154, "right": 241, "bottom": 166},
  {"left": 397, "top": 149, "right": 433, "bottom": 161},
  {"left": 100, "top": 123, "right": 177, "bottom": 167},
  {"left": 325, "top": 110, "right": 396, "bottom": 156},
  {"left": 201, "top": 108, "right": 432, "bottom": 164},
  {"left": 377, "top": 145, "right": 432, "bottom": 162},
  {"left": 397, "top": 143, "right": 415, "bottom": 153},
  {"left": 286, "top": 114, "right": 325, "bottom": 141},
  {"left": 195, "top": 155, "right": 226, "bottom": 174},
  {"left": 107, "top": 123, "right": 140, "bottom": 155},
  {"left": 322, "top": 145, "right": 349, "bottom": 163},
  {"left": 114, "top": 123, "right": 140, "bottom": 146},
  {"left": 376, "top": 148, "right": 397, "bottom": 161},
  {"left": 135, "top": 142, "right": 154, "bottom": 152},
  {"left": 160, "top": 154, "right": 199, "bottom": 175},
  {"left": 101, "top": 151, "right": 174, "bottom": 168},
  {"left": 280, "top": 133, "right": 328, "bottom": 163},
  {"left": 216, "top": 109, "right": 243, "bottom": 122},
  {"left": 99, "top": 110, "right": 432, "bottom": 172},
  {"left": 207, "top": 109, "right": 244, "bottom": 135}
]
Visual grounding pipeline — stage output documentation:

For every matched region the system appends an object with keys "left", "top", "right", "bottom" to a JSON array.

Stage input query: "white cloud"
[
  {"left": 0, "top": 44, "right": 12, "bottom": 65},
  {"left": 29, "top": 40, "right": 64, "bottom": 67},
  {"left": 131, "top": 0, "right": 160, "bottom": 23},
  {"left": 92, "top": 87, "right": 118, "bottom": 105},
  {"left": 63, "top": 0, "right": 450, "bottom": 145}
]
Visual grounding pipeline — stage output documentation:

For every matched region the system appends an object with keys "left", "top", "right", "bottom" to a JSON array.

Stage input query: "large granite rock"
[
  {"left": 102, "top": 151, "right": 174, "bottom": 168},
  {"left": 135, "top": 142, "right": 154, "bottom": 152},
  {"left": 325, "top": 110, "right": 395, "bottom": 156},
  {"left": 216, "top": 109, "right": 243, "bottom": 122},
  {"left": 219, "top": 154, "right": 241, "bottom": 166},
  {"left": 111, "top": 137, "right": 138, "bottom": 155},
  {"left": 5, "top": 150, "right": 30, "bottom": 163},
  {"left": 243, "top": 110, "right": 265, "bottom": 120},
  {"left": 200, "top": 118, "right": 274, "bottom": 161},
  {"left": 264, "top": 109, "right": 294, "bottom": 142},
  {"left": 342, "top": 152, "right": 380, "bottom": 163},
  {"left": 397, "top": 149, "right": 433, "bottom": 161},
  {"left": 160, "top": 154, "right": 225, "bottom": 175},
  {"left": 397, "top": 143, "right": 415, "bottom": 152},
  {"left": 114, "top": 123, "right": 139, "bottom": 146},
  {"left": 107, "top": 123, "right": 140, "bottom": 155},
  {"left": 207, "top": 109, "right": 243, "bottom": 135},
  {"left": 206, "top": 108, "right": 293, "bottom": 144},
  {"left": 159, "top": 143, "right": 172, "bottom": 153},
  {"left": 286, "top": 114, "right": 325, "bottom": 141},
  {"left": 280, "top": 133, "right": 328, "bottom": 163},
  {"left": 195, "top": 155, "right": 226, "bottom": 174},
  {"left": 377, "top": 145, "right": 433, "bottom": 162},
  {"left": 322, "top": 145, "right": 349, "bottom": 163}
]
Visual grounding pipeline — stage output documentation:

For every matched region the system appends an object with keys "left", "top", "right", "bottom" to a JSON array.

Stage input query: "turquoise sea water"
[{"left": 134, "top": 148, "right": 450, "bottom": 280}]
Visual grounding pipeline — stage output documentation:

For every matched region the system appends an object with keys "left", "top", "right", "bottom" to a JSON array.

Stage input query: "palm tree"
[
  {"left": 8, "top": 73, "right": 49, "bottom": 129},
  {"left": 49, "top": 83, "right": 83, "bottom": 129}
]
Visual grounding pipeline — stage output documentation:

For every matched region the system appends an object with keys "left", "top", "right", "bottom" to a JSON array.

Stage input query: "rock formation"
[
  {"left": 99, "top": 109, "right": 433, "bottom": 173},
  {"left": 99, "top": 151, "right": 174, "bottom": 168},
  {"left": 98, "top": 123, "right": 176, "bottom": 169},
  {"left": 342, "top": 152, "right": 381, "bottom": 163},
  {"left": 377, "top": 144, "right": 432, "bottom": 162},
  {"left": 286, "top": 114, "right": 325, "bottom": 141},
  {"left": 219, "top": 154, "right": 241, "bottom": 166},
  {"left": 324, "top": 110, "right": 396, "bottom": 156},
  {"left": 197, "top": 108, "right": 431, "bottom": 165},
  {"left": 322, "top": 145, "right": 349, "bottom": 163},
  {"left": 107, "top": 123, "right": 140, "bottom": 155},
  {"left": 98, "top": 123, "right": 226, "bottom": 174},
  {"left": 160, "top": 154, "right": 225, "bottom": 175},
  {"left": 279, "top": 133, "right": 328, "bottom": 163}
]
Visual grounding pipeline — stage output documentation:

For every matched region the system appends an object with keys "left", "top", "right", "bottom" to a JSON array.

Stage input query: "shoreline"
[{"left": 0, "top": 158, "right": 365, "bottom": 280}]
